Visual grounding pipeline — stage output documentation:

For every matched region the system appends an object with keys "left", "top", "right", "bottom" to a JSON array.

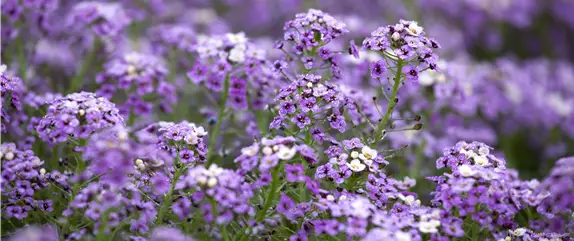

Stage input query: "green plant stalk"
[
  {"left": 374, "top": 60, "right": 404, "bottom": 142},
  {"left": 156, "top": 161, "right": 184, "bottom": 224},
  {"left": 95, "top": 210, "right": 110, "bottom": 241},
  {"left": 256, "top": 165, "right": 281, "bottom": 222},
  {"left": 409, "top": 139, "right": 426, "bottom": 178},
  {"left": 207, "top": 73, "right": 231, "bottom": 165},
  {"left": 17, "top": 35, "right": 27, "bottom": 82},
  {"left": 210, "top": 198, "right": 230, "bottom": 241},
  {"left": 68, "top": 40, "right": 99, "bottom": 94}
]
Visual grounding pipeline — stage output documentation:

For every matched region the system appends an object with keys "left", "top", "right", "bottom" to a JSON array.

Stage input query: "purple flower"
[
  {"left": 370, "top": 60, "right": 387, "bottom": 78},
  {"left": 403, "top": 64, "right": 419, "bottom": 81},
  {"left": 279, "top": 101, "right": 297, "bottom": 116},
  {"left": 348, "top": 40, "right": 360, "bottom": 59},
  {"left": 36, "top": 92, "right": 123, "bottom": 144},
  {"left": 292, "top": 113, "right": 311, "bottom": 128},
  {"left": 285, "top": 164, "right": 305, "bottom": 182}
]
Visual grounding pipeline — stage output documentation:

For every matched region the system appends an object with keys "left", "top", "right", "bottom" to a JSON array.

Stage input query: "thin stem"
[
  {"left": 69, "top": 40, "right": 99, "bottom": 94},
  {"left": 374, "top": 60, "right": 404, "bottom": 142},
  {"left": 207, "top": 73, "right": 231, "bottom": 165},
  {"left": 17, "top": 34, "right": 26, "bottom": 82},
  {"left": 156, "top": 159, "right": 184, "bottom": 224},
  {"left": 256, "top": 164, "right": 281, "bottom": 222},
  {"left": 409, "top": 139, "right": 425, "bottom": 178}
]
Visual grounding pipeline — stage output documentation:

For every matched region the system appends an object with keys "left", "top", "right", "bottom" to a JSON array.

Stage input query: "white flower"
[
  {"left": 228, "top": 45, "right": 246, "bottom": 63},
  {"left": 184, "top": 134, "right": 199, "bottom": 145},
  {"left": 398, "top": 194, "right": 420, "bottom": 206},
  {"left": 347, "top": 159, "right": 366, "bottom": 172},
  {"left": 207, "top": 164, "right": 223, "bottom": 176},
  {"left": 359, "top": 146, "right": 377, "bottom": 161},
  {"left": 262, "top": 146, "right": 273, "bottom": 156},
  {"left": 226, "top": 32, "right": 248, "bottom": 45},
  {"left": 458, "top": 165, "right": 476, "bottom": 177},
  {"left": 4, "top": 151, "right": 14, "bottom": 160},
  {"left": 326, "top": 195, "right": 335, "bottom": 201},
  {"left": 193, "top": 126, "right": 208, "bottom": 137},
  {"left": 510, "top": 228, "right": 527, "bottom": 236},
  {"left": 350, "top": 151, "right": 359, "bottom": 159},
  {"left": 207, "top": 177, "right": 218, "bottom": 188},
  {"left": 241, "top": 144, "right": 259, "bottom": 157},
  {"left": 0, "top": 64, "right": 7, "bottom": 74},
  {"left": 418, "top": 220, "right": 440, "bottom": 233},
  {"left": 277, "top": 146, "right": 297, "bottom": 160},
  {"left": 406, "top": 22, "right": 423, "bottom": 36},
  {"left": 473, "top": 155, "right": 489, "bottom": 166},
  {"left": 478, "top": 146, "right": 490, "bottom": 156},
  {"left": 395, "top": 231, "right": 412, "bottom": 241},
  {"left": 63, "top": 100, "right": 78, "bottom": 109},
  {"left": 391, "top": 32, "right": 401, "bottom": 41}
]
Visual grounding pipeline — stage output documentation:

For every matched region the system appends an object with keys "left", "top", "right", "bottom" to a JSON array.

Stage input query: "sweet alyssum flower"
[
  {"left": 35, "top": 92, "right": 124, "bottom": 144},
  {"left": 1, "top": 65, "right": 25, "bottom": 133},
  {"left": 96, "top": 52, "right": 177, "bottom": 116},
  {"left": 67, "top": 1, "right": 131, "bottom": 37}
]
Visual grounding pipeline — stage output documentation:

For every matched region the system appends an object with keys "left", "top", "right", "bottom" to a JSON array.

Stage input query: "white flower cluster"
[
  {"left": 346, "top": 146, "right": 378, "bottom": 172},
  {"left": 195, "top": 32, "right": 266, "bottom": 64},
  {"left": 418, "top": 210, "right": 441, "bottom": 233}
]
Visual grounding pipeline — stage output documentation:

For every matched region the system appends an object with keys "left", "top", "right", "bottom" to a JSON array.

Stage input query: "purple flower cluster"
[
  {"left": 35, "top": 92, "right": 124, "bottom": 144},
  {"left": 363, "top": 20, "right": 440, "bottom": 80},
  {"left": 149, "top": 121, "right": 209, "bottom": 165},
  {"left": 175, "top": 164, "right": 255, "bottom": 224},
  {"left": 535, "top": 156, "right": 574, "bottom": 233},
  {"left": 97, "top": 52, "right": 177, "bottom": 116},
  {"left": 429, "top": 141, "right": 557, "bottom": 238},
  {"left": 67, "top": 1, "right": 131, "bottom": 37},
  {"left": 148, "top": 24, "right": 196, "bottom": 56},
  {"left": 1, "top": 66, "right": 24, "bottom": 132},
  {"left": 276, "top": 9, "right": 349, "bottom": 78},
  {"left": 1, "top": 143, "right": 57, "bottom": 220},
  {"left": 234, "top": 136, "right": 316, "bottom": 172},
  {"left": 271, "top": 74, "right": 350, "bottom": 133}
]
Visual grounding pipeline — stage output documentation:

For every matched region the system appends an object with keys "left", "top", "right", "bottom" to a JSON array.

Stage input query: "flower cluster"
[
  {"left": 363, "top": 20, "right": 441, "bottom": 80},
  {"left": 151, "top": 121, "right": 209, "bottom": 164},
  {"left": 1, "top": 143, "right": 57, "bottom": 220},
  {"left": 175, "top": 164, "right": 255, "bottom": 224},
  {"left": 234, "top": 136, "right": 316, "bottom": 172},
  {"left": 1, "top": 66, "right": 24, "bottom": 133},
  {"left": 535, "top": 156, "right": 574, "bottom": 233},
  {"left": 96, "top": 52, "right": 177, "bottom": 116},
  {"left": 67, "top": 1, "right": 131, "bottom": 37},
  {"left": 148, "top": 24, "right": 196, "bottom": 56},
  {"left": 429, "top": 141, "right": 549, "bottom": 238},
  {"left": 83, "top": 126, "right": 134, "bottom": 186},
  {"left": 271, "top": 74, "right": 351, "bottom": 133},
  {"left": 276, "top": 8, "right": 349, "bottom": 78},
  {"left": 35, "top": 92, "right": 124, "bottom": 144}
]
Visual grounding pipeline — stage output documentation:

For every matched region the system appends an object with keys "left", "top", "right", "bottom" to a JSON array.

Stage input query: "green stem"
[
  {"left": 409, "top": 139, "right": 425, "bottom": 178},
  {"left": 256, "top": 165, "right": 281, "bottom": 222},
  {"left": 156, "top": 161, "right": 184, "bottom": 224},
  {"left": 17, "top": 35, "right": 26, "bottom": 82},
  {"left": 95, "top": 210, "right": 110, "bottom": 241},
  {"left": 207, "top": 73, "right": 231, "bottom": 165},
  {"left": 210, "top": 198, "right": 230, "bottom": 241},
  {"left": 68, "top": 40, "right": 99, "bottom": 94},
  {"left": 374, "top": 60, "right": 404, "bottom": 142}
]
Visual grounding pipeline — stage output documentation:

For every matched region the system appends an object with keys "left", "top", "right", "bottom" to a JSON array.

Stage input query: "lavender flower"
[
  {"left": 96, "top": 52, "right": 176, "bottom": 116},
  {"left": 35, "top": 92, "right": 123, "bottom": 144}
]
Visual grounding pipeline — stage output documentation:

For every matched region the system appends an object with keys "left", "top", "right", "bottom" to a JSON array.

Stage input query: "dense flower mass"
[
  {"left": 2, "top": 2, "right": 574, "bottom": 241},
  {"left": 96, "top": 52, "right": 176, "bottom": 115},
  {"left": 35, "top": 92, "right": 124, "bottom": 144}
]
